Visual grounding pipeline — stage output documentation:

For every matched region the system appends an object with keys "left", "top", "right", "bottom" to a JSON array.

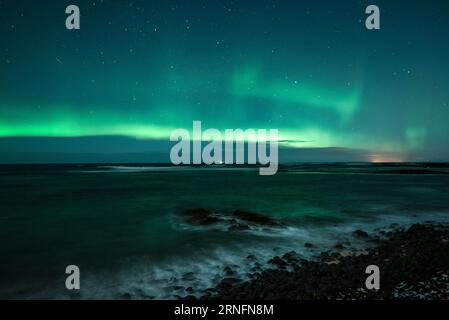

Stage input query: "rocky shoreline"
[{"left": 198, "top": 222, "right": 449, "bottom": 300}]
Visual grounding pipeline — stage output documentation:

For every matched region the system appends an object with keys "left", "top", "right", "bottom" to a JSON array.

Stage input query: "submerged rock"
[
  {"left": 181, "top": 272, "right": 195, "bottom": 281},
  {"left": 182, "top": 208, "right": 220, "bottom": 225},
  {"left": 231, "top": 210, "right": 283, "bottom": 227},
  {"left": 180, "top": 208, "right": 284, "bottom": 230}
]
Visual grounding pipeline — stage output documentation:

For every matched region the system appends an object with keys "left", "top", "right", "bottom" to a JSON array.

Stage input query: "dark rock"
[
  {"left": 219, "top": 277, "right": 242, "bottom": 289},
  {"left": 202, "top": 223, "right": 449, "bottom": 300},
  {"left": 232, "top": 210, "right": 282, "bottom": 227},
  {"left": 304, "top": 242, "right": 314, "bottom": 248},
  {"left": 282, "top": 251, "right": 300, "bottom": 263},
  {"left": 182, "top": 208, "right": 220, "bottom": 226},
  {"left": 120, "top": 293, "right": 132, "bottom": 300},
  {"left": 353, "top": 229, "right": 369, "bottom": 238},
  {"left": 223, "top": 266, "right": 235, "bottom": 276},
  {"left": 181, "top": 208, "right": 285, "bottom": 230},
  {"left": 268, "top": 256, "right": 288, "bottom": 268}
]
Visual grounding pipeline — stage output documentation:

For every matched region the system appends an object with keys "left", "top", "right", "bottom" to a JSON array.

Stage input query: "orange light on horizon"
[{"left": 367, "top": 154, "right": 404, "bottom": 163}]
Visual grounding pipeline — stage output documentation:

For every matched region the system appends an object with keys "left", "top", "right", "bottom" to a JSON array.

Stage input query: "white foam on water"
[{"left": 24, "top": 210, "right": 449, "bottom": 300}]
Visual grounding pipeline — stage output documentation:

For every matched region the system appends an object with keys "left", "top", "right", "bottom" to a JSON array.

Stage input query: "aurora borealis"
[{"left": 1, "top": 0, "right": 449, "bottom": 162}]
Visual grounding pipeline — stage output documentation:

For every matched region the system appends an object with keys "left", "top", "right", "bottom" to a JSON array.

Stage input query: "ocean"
[{"left": 1, "top": 163, "right": 449, "bottom": 299}]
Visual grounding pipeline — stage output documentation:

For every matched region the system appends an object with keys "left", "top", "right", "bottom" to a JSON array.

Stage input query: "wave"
[
  {"left": 29, "top": 211, "right": 449, "bottom": 300},
  {"left": 70, "top": 165, "right": 257, "bottom": 174},
  {"left": 104, "top": 211, "right": 449, "bottom": 300}
]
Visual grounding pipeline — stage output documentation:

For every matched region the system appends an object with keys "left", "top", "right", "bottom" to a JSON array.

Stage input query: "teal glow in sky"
[{"left": 1, "top": 0, "right": 449, "bottom": 162}]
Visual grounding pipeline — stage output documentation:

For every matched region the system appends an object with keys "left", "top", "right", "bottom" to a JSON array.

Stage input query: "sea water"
[{"left": 0, "top": 164, "right": 448, "bottom": 299}]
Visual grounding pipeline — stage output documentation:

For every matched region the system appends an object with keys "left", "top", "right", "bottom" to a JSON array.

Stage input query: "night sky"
[{"left": 1, "top": 0, "right": 448, "bottom": 163}]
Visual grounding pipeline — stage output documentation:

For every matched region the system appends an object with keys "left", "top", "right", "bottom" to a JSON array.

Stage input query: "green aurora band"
[{"left": 2, "top": 1, "right": 449, "bottom": 161}]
